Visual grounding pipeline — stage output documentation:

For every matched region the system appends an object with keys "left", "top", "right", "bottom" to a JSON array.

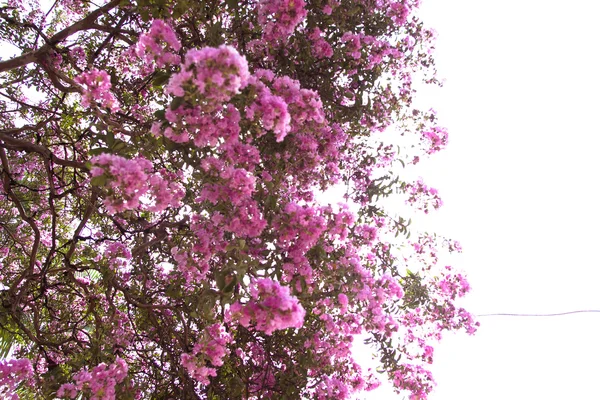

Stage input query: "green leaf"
[
  {"left": 111, "top": 140, "right": 127, "bottom": 153},
  {"left": 154, "top": 109, "right": 166, "bottom": 120},
  {"left": 0, "top": 328, "right": 16, "bottom": 359},
  {"left": 90, "top": 175, "right": 107, "bottom": 187},
  {"left": 106, "top": 130, "right": 115, "bottom": 146},
  {"left": 216, "top": 273, "right": 226, "bottom": 291},
  {"left": 165, "top": 284, "right": 181, "bottom": 299},
  {"left": 152, "top": 72, "right": 171, "bottom": 88},
  {"left": 170, "top": 96, "right": 185, "bottom": 110},
  {"left": 222, "top": 274, "right": 237, "bottom": 293},
  {"left": 88, "top": 147, "right": 110, "bottom": 156}
]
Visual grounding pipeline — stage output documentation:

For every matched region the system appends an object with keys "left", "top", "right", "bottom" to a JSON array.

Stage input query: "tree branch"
[
  {"left": 0, "top": 0, "right": 123, "bottom": 73},
  {"left": 0, "top": 126, "right": 88, "bottom": 170}
]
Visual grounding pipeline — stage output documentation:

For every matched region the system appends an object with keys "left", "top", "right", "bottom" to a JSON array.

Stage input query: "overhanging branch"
[{"left": 0, "top": 0, "right": 123, "bottom": 74}]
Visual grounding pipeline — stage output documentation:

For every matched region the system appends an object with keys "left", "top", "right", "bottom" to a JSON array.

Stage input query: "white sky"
[{"left": 363, "top": 0, "right": 600, "bottom": 398}]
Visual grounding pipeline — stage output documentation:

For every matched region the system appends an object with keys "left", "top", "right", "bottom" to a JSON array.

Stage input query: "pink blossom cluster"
[
  {"left": 355, "top": 272, "right": 405, "bottom": 336},
  {"left": 154, "top": 103, "right": 241, "bottom": 148},
  {"left": 410, "top": 233, "right": 446, "bottom": 266},
  {"left": 308, "top": 28, "right": 334, "bottom": 59},
  {"left": 104, "top": 241, "right": 131, "bottom": 271},
  {"left": 387, "top": 1, "right": 411, "bottom": 25},
  {"left": 437, "top": 266, "right": 471, "bottom": 300},
  {"left": 91, "top": 154, "right": 151, "bottom": 213},
  {"left": 136, "top": 19, "right": 181, "bottom": 68},
  {"left": 146, "top": 169, "right": 186, "bottom": 212},
  {"left": 277, "top": 203, "right": 327, "bottom": 248},
  {"left": 309, "top": 364, "right": 380, "bottom": 399},
  {"left": 353, "top": 223, "right": 379, "bottom": 246},
  {"left": 105, "top": 309, "right": 134, "bottom": 349},
  {"left": 234, "top": 342, "right": 280, "bottom": 393},
  {"left": 69, "top": 46, "right": 86, "bottom": 68},
  {"left": 0, "top": 358, "right": 33, "bottom": 399},
  {"left": 363, "top": 36, "right": 401, "bottom": 70},
  {"left": 257, "top": 0, "right": 307, "bottom": 42},
  {"left": 326, "top": 203, "right": 355, "bottom": 241},
  {"left": 194, "top": 156, "right": 267, "bottom": 237},
  {"left": 264, "top": 74, "right": 346, "bottom": 188},
  {"left": 57, "top": 0, "right": 87, "bottom": 20},
  {"left": 152, "top": 47, "right": 256, "bottom": 159},
  {"left": 392, "top": 235, "right": 479, "bottom": 381},
  {"left": 229, "top": 278, "right": 305, "bottom": 335},
  {"left": 404, "top": 179, "right": 443, "bottom": 214},
  {"left": 198, "top": 159, "right": 257, "bottom": 206},
  {"left": 181, "top": 323, "right": 232, "bottom": 385},
  {"left": 273, "top": 76, "right": 326, "bottom": 126},
  {"left": 421, "top": 126, "right": 448, "bottom": 155},
  {"left": 57, "top": 358, "right": 128, "bottom": 400},
  {"left": 165, "top": 45, "right": 250, "bottom": 109},
  {"left": 299, "top": 301, "right": 384, "bottom": 399},
  {"left": 171, "top": 247, "right": 210, "bottom": 284},
  {"left": 74, "top": 69, "right": 120, "bottom": 112},
  {"left": 276, "top": 204, "right": 331, "bottom": 287},
  {"left": 91, "top": 154, "right": 184, "bottom": 214},
  {"left": 246, "top": 75, "right": 291, "bottom": 142},
  {"left": 341, "top": 32, "right": 363, "bottom": 60},
  {"left": 47, "top": 50, "right": 63, "bottom": 69},
  {"left": 378, "top": 274, "right": 405, "bottom": 300},
  {"left": 392, "top": 364, "right": 434, "bottom": 399}
]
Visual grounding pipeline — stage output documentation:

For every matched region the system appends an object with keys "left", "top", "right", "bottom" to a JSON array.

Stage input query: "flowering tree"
[{"left": 0, "top": 0, "right": 477, "bottom": 399}]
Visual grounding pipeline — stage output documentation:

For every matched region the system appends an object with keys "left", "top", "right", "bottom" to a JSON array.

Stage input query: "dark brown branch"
[
  {"left": 65, "top": 188, "right": 99, "bottom": 264},
  {"left": 0, "top": 0, "right": 123, "bottom": 73},
  {"left": 39, "top": 63, "right": 80, "bottom": 93},
  {"left": 89, "top": 22, "right": 137, "bottom": 45},
  {"left": 131, "top": 229, "right": 168, "bottom": 258},
  {"left": 0, "top": 126, "right": 88, "bottom": 170}
]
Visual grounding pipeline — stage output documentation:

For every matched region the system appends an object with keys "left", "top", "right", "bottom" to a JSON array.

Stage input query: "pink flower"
[
  {"left": 258, "top": 0, "right": 307, "bottom": 42},
  {"left": 136, "top": 19, "right": 181, "bottom": 67},
  {"left": 181, "top": 324, "right": 232, "bottom": 385},
  {"left": 308, "top": 28, "right": 334, "bottom": 59},
  {"left": 246, "top": 81, "right": 291, "bottom": 141},
  {"left": 165, "top": 45, "right": 249, "bottom": 110},
  {"left": 229, "top": 278, "right": 305, "bottom": 335},
  {"left": 91, "top": 154, "right": 183, "bottom": 214},
  {"left": 57, "top": 358, "right": 128, "bottom": 400},
  {"left": 0, "top": 358, "right": 33, "bottom": 397},
  {"left": 75, "top": 69, "right": 119, "bottom": 112},
  {"left": 404, "top": 178, "right": 443, "bottom": 214},
  {"left": 421, "top": 126, "right": 448, "bottom": 155}
]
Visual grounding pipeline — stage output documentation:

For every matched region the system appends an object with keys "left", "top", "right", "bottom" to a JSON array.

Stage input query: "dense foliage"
[{"left": 0, "top": 0, "right": 477, "bottom": 399}]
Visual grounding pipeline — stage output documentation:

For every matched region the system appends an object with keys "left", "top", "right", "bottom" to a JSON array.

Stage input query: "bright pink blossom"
[
  {"left": 57, "top": 358, "right": 128, "bottom": 400},
  {"left": 91, "top": 154, "right": 184, "bottom": 214},
  {"left": 166, "top": 45, "right": 249, "bottom": 110},
  {"left": 75, "top": 69, "right": 119, "bottom": 112},
  {"left": 136, "top": 19, "right": 181, "bottom": 67},
  {"left": 181, "top": 323, "right": 232, "bottom": 385},
  {"left": 0, "top": 358, "right": 33, "bottom": 399},
  {"left": 258, "top": 0, "right": 307, "bottom": 42},
  {"left": 229, "top": 278, "right": 305, "bottom": 335}
]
